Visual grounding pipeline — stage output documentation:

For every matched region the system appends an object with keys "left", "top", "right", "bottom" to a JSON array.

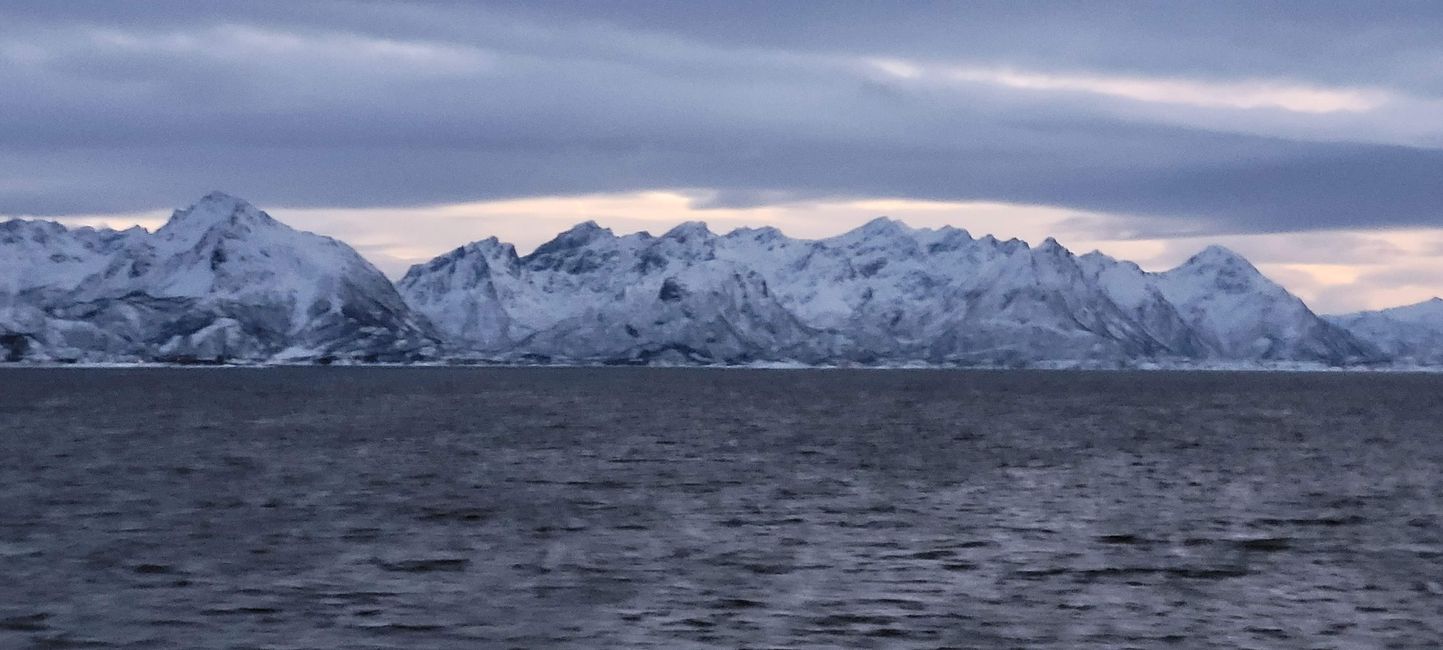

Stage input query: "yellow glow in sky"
[{"left": 33, "top": 191, "right": 1443, "bottom": 314}]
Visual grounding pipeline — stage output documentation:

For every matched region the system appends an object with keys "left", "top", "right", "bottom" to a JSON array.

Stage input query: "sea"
[{"left": 1, "top": 367, "right": 1440, "bottom": 648}]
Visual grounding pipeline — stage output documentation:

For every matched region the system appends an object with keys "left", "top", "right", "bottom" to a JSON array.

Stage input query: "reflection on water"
[{"left": 1, "top": 368, "right": 1441, "bottom": 648}]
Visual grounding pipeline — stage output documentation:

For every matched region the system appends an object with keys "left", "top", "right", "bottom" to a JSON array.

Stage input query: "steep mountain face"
[
  {"left": 400, "top": 222, "right": 829, "bottom": 364},
  {"left": 399, "top": 217, "right": 1376, "bottom": 366},
  {"left": 1327, "top": 299, "right": 1443, "bottom": 365},
  {"left": 1075, "top": 253, "right": 1208, "bottom": 358},
  {"left": 0, "top": 193, "right": 436, "bottom": 362},
  {"left": 0, "top": 220, "right": 143, "bottom": 361},
  {"left": 1151, "top": 247, "right": 1372, "bottom": 363},
  {"left": 1, "top": 198, "right": 1418, "bottom": 366},
  {"left": 1081, "top": 246, "right": 1372, "bottom": 364},
  {"left": 395, "top": 237, "right": 523, "bottom": 352},
  {"left": 706, "top": 221, "right": 1175, "bottom": 364}
]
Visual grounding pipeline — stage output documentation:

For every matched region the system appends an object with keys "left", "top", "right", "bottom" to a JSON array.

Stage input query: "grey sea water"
[{"left": 1, "top": 367, "right": 1441, "bottom": 648}]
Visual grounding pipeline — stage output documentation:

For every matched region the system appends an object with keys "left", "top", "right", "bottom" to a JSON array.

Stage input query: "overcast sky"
[{"left": 4, "top": 1, "right": 1443, "bottom": 312}]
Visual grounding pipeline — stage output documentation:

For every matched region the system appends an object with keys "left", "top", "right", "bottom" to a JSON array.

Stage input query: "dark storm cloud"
[{"left": 2, "top": 0, "right": 1442, "bottom": 233}]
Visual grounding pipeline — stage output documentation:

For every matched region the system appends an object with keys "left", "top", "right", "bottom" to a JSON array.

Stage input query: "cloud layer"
[
  {"left": 2, "top": 1, "right": 1442, "bottom": 311},
  {"left": 3, "top": 2, "right": 1443, "bottom": 226}
]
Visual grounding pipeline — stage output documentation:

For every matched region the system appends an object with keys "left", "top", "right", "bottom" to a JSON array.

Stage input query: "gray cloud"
[
  {"left": 12, "top": 2, "right": 1443, "bottom": 91},
  {"left": 2, "top": 0, "right": 1443, "bottom": 235}
]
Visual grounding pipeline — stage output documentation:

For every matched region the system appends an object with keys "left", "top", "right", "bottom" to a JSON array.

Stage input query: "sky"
[{"left": 3, "top": 1, "right": 1443, "bottom": 313}]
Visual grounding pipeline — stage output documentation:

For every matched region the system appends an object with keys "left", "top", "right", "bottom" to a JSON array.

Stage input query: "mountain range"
[{"left": 1, "top": 193, "right": 1436, "bottom": 368}]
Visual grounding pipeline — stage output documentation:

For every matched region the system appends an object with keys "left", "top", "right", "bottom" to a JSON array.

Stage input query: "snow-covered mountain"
[
  {"left": 1081, "top": 245, "right": 1371, "bottom": 363},
  {"left": 1, "top": 192, "right": 436, "bottom": 362},
  {"left": 399, "top": 217, "right": 1377, "bottom": 366},
  {"left": 398, "top": 222, "right": 830, "bottom": 364},
  {"left": 3, "top": 193, "right": 1432, "bottom": 367},
  {"left": 1326, "top": 299, "right": 1443, "bottom": 366}
]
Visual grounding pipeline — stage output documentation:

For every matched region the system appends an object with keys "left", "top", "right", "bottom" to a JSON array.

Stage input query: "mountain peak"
[
  {"left": 404, "top": 236, "right": 518, "bottom": 283},
  {"left": 1159, "top": 243, "right": 1279, "bottom": 302},
  {"left": 1037, "top": 236, "right": 1069, "bottom": 255},
  {"left": 1169, "top": 245, "right": 1264, "bottom": 278},
  {"left": 663, "top": 220, "right": 714, "bottom": 242},
  {"left": 833, "top": 216, "right": 912, "bottom": 244},
  {"left": 199, "top": 190, "right": 248, "bottom": 205},
  {"left": 11, "top": 193, "right": 1435, "bottom": 366},
  {"left": 460, "top": 236, "right": 515, "bottom": 258},
  {"left": 161, "top": 192, "right": 277, "bottom": 239},
  {"left": 1187, "top": 244, "right": 1249, "bottom": 266},
  {"left": 190, "top": 191, "right": 263, "bottom": 217},
  {"left": 858, "top": 216, "right": 908, "bottom": 234},
  {"left": 726, "top": 225, "right": 785, "bottom": 241},
  {"left": 1410, "top": 297, "right": 1443, "bottom": 317},
  {"left": 577, "top": 219, "right": 604, "bottom": 229},
  {"left": 562, "top": 220, "right": 608, "bottom": 237},
  {"left": 527, "top": 220, "right": 614, "bottom": 258}
]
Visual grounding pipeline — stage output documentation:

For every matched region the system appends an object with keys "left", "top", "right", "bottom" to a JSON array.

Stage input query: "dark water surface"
[{"left": 2, "top": 368, "right": 1442, "bottom": 648}]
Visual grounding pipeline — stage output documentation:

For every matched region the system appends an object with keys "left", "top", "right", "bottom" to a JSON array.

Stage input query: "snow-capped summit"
[
  {"left": 1158, "top": 245, "right": 1269, "bottom": 301},
  {"left": 395, "top": 218, "right": 1378, "bottom": 366},
  {"left": 1, "top": 203, "right": 1433, "bottom": 367},
  {"left": 827, "top": 217, "right": 915, "bottom": 248},
  {"left": 530, "top": 220, "right": 614, "bottom": 257},
  {"left": 1185, "top": 244, "right": 1250, "bottom": 265},
  {"left": 1037, "top": 236, "right": 1069, "bottom": 256},
  {"left": 662, "top": 220, "right": 714, "bottom": 243},
  {"left": 725, "top": 225, "right": 785, "bottom": 243},
  {"left": 397, "top": 237, "right": 523, "bottom": 351},
  {"left": 158, "top": 191, "right": 276, "bottom": 238},
  {"left": 1071, "top": 243, "right": 1370, "bottom": 363},
  {"left": 850, "top": 216, "right": 910, "bottom": 237},
  {"left": 1, "top": 193, "right": 437, "bottom": 363},
  {"left": 1152, "top": 244, "right": 1369, "bottom": 362}
]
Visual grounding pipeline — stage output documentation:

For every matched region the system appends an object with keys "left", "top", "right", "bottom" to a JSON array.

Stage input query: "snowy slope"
[
  {"left": 0, "top": 220, "right": 142, "bottom": 296},
  {"left": 400, "top": 218, "right": 1375, "bottom": 366},
  {"left": 1, "top": 197, "right": 1418, "bottom": 367},
  {"left": 707, "top": 220, "right": 1178, "bottom": 364},
  {"left": 1152, "top": 246, "right": 1371, "bottom": 363},
  {"left": 396, "top": 237, "right": 524, "bottom": 351},
  {"left": 400, "top": 221, "right": 829, "bottom": 363},
  {"left": 1, "top": 193, "right": 437, "bottom": 362},
  {"left": 0, "top": 220, "right": 144, "bottom": 361},
  {"left": 1079, "top": 245, "right": 1372, "bottom": 364},
  {"left": 1327, "top": 298, "right": 1443, "bottom": 365}
]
